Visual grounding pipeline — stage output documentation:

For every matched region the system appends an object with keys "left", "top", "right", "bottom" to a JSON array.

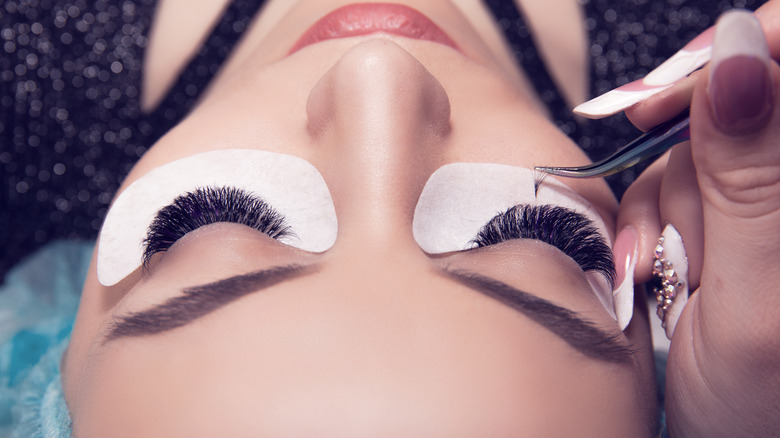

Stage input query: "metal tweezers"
[{"left": 535, "top": 108, "right": 691, "bottom": 178}]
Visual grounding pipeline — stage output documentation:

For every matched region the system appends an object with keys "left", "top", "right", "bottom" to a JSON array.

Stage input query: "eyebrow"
[
  {"left": 443, "top": 269, "right": 634, "bottom": 363},
  {"left": 103, "top": 265, "right": 635, "bottom": 364},
  {"left": 103, "top": 264, "right": 313, "bottom": 342}
]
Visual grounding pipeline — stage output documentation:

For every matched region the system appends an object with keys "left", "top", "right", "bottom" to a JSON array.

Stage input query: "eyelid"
[
  {"left": 142, "top": 186, "right": 294, "bottom": 268},
  {"left": 412, "top": 163, "right": 624, "bottom": 326},
  {"left": 97, "top": 149, "right": 337, "bottom": 286},
  {"left": 472, "top": 204, "right": 616, "bottom": 287},
  {"left": 412, "top": 162, "right": 611, "bottom": 254},
  {"left": 470, "top": 204, "right": 624, "bottom": 327}
]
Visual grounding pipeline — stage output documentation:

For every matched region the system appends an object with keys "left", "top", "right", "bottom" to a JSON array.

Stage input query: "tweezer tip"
[
  {"left": 534, "top": 166, "right": 578, "bottom": 177},
  {"left": 534, "top": 166, "right": 553, "bottom": 174}
]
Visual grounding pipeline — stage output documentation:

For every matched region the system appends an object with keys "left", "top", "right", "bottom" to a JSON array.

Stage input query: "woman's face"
[{"left": 64, "top": 1, "right": 656, "bottom": 436}]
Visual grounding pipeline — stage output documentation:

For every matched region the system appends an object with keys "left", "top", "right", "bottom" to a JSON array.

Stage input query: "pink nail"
[
  {"left": 708, "top": 11, "right": 773, "bottom": 135},
  {"left": 575, "top": 26, "right": 716, "bottom": 119},
  {"left": 643, "top": 27, "right": 714, "bottom": 86},
  {"left": 612, "top": 226, "right": 638, "bottom": 330},
  {"left": 613, "top": 226, "right": 637, "bottom": 287},
  {"left": 658, "top": 224, "right": 688, "bottom": 340}
]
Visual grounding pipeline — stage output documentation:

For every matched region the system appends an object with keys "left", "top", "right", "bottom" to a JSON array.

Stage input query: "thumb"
[
  {"left": 696, "top": 10, "right": 777, "bottom": 214},
  {"left": 666, "top": 11, "right": 780, "bottom": 435},
  {"left": 689, "top": 9, "right": 780, "bottom": 352}
]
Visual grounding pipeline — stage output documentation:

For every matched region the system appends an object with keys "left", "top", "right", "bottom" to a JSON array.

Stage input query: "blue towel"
[{"left": 0, "top": 240, "right": 92, "bottom": 438}]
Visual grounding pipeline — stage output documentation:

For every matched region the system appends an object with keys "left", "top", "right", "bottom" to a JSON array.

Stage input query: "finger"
[
  {"left": 625, "top": 71, "right": 699, "bottom": 132},
  {"left": 755, "top": 0, "right": 780, "bottom": 61},
  {"left": 666, "top": 11, "right": 780, "bottom": 436},
  {"left": 593, "top": 1, "right": 780, "bottom": 125},
  {"left": 691, "top": 10, "right": 780, "bottom": 319},
  {"left": 615, "top": 151, "right": 668, "bottom": 285},
  {"left": 658, "top": 141, "right": 704, "bottom": 291}
]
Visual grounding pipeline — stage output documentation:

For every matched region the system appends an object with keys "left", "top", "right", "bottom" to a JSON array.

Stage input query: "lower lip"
[{"left": 289, "top": 3, "right": 459, "bottom": 54}]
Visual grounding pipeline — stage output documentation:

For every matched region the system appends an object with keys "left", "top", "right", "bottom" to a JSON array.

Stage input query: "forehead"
[{"left": 78, "top": 251, "right": 645, "bottom": 437}]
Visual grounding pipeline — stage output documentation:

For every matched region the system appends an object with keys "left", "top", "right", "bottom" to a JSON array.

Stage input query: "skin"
[
  {"left": 620, "top": 3, "right": 780, "bottom": 436},
  {"left": 62, "top": 1, "right": 658, "bottom": 436}
]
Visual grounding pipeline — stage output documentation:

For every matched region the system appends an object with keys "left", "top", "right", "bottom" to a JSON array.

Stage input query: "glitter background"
[{"left": 0, "top": 0, "right": 767, "bottom": 280}]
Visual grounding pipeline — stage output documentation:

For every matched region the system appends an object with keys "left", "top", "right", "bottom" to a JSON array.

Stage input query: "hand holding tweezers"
[{"left": 535, "top": 108, "right": 691, "bottom": 178}]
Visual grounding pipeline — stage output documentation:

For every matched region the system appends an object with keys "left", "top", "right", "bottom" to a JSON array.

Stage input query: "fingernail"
[
  {"left": 587, "top": 271, "right": 616, "bottom": 322},
  {"left": 612, "top": 226, "right": 638, "bottom": 331},
  {"left": 644, "top": 26, "right": 714, "bottom": 86},
  {"left": 573, "top": 84, "right": 672, "bottom": 118},
  {"left": 655, "top": 224, "right": 689, "bottom": 340},
  {"left": 708, "top": 10, "right": 774, "bottom": 135},
  {"left": 574, "top": 26, "right": 714, "bottom": 119}
]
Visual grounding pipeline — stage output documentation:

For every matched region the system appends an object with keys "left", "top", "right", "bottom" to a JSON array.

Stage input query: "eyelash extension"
[
  {"left": 142, "top": 186, "right": 292, "bottom": 267},
  {"left": 472, "top": 204, "right": 615, "bottom": 287},
  {"left": 532, "top": 169, "right": 549, "bottom": 197}
]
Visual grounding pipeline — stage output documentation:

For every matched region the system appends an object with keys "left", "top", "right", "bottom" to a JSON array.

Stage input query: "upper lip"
[{"left": 288, "top": 3, "right": 460, "bottom": 54}]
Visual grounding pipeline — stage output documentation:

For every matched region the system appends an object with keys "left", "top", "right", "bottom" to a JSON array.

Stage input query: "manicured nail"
[
  {"left": 612, "top": 226, "right": 638, "bottom": 331},
  {"left": 573, "top": 83, "right": 673, "bottom": 118},
  {"left": 587, "top": 271, "right": 616, "bottom": 322},
  {"left": 644, "top": 27, "right": 714, "bottom": 86},
  {"left": 574, "top": 26, "right": 715, "bottom": 119},
  {"left": 708, "top": 10, "right": 773, "bottom": 135},
  {"left": 657, "top": 224, "right": 689, "bottom": 340}
]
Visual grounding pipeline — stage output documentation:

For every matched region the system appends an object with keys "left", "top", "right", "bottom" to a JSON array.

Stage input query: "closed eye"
[
  {"left": 472, "top": 204, "right": 615, "bottom": 288},
  {"left": 143, "top": 186, "right": 293, "bottom": 268}
]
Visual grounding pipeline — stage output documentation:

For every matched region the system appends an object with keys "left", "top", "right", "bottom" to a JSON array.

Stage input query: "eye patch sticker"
[
  {"left": 412, "top": 162, "right": 610, "bottom": 254},
  {"left": 97, "top": 149, "right": 337, "bottom": 286},
  {"left": 412, "top": 163, "right": 632, "bottom": 330}
]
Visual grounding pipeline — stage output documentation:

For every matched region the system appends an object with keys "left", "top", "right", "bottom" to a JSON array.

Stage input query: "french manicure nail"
[
  {"left": 575, "top": 26, "right": 715, "bottom": 118},
  {"left": 573, "top": 84, "right": 672, "bottom": 118},
  {"left": 708, "top": 10, "right": 773, "bottom": 135},
  {"left": 587, "top": 271, "right": 616, "bottom": 322},
  {"left": 612, "top": 226, "right": 638, "bottom": 331},
  {"left": 643, "top": 26, "right": 714, "bottom": 86},
  {"left": 658, "top": 224, "right": 689, "bottom": 340}
]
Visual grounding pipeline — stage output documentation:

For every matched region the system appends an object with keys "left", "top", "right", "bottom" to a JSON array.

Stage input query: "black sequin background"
[{"left": 0, "top": 0, "right": 768, "bottom": 281}]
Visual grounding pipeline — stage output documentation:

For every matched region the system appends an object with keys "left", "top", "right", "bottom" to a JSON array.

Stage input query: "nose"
[{"left": 306, "top": 40, "right": 451, "bottom": 252}]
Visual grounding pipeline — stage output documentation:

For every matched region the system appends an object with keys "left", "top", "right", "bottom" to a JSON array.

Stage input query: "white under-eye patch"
[
  {"left": 413, "top": 163, "right": 629, "bottom": 329},
  {"left": 97, "top": 149, "right": 337, "bottom": 286},
  {"left": 412, "top": 162, "right": 610, "bottom": 253}
]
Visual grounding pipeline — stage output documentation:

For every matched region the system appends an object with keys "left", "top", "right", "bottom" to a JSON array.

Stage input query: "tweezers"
[{"left": 535, "top": 108, "right": 691, "bottom": 178}]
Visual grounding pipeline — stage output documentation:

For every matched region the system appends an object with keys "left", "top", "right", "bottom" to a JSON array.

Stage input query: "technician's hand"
[{"left": 616, "top": 8, "right": 780, "bottom": 437}]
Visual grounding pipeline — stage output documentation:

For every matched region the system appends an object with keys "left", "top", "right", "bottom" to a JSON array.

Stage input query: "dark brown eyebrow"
[
  {"left": 443, "top": 269, "right": 635, "bottom": 364},
  {"left": 103, "top": 264, "right": 313, "bottom": 343},
  {"left": 103, "top": 264, "right": 635, "bottom": 364}
]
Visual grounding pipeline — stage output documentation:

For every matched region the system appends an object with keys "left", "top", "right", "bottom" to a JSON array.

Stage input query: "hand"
[{"left": 616, "top": 7, "right": 780, "bottom": 437}]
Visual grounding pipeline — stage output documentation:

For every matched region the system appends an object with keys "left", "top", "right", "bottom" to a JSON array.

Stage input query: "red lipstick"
[{"left": 289, "top": 3, "right": 458, "bottom": 54}]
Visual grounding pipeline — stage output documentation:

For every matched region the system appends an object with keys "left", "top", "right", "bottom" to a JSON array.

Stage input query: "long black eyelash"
[
  {"left": 472, "top": 204, "right": 615, "bottom": 287},
  {"left": 532, "top": 170, "right": 549, "bottom": 197},
  {"left": 142, "top": 186, "right": 292, "bottom": 267}
]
